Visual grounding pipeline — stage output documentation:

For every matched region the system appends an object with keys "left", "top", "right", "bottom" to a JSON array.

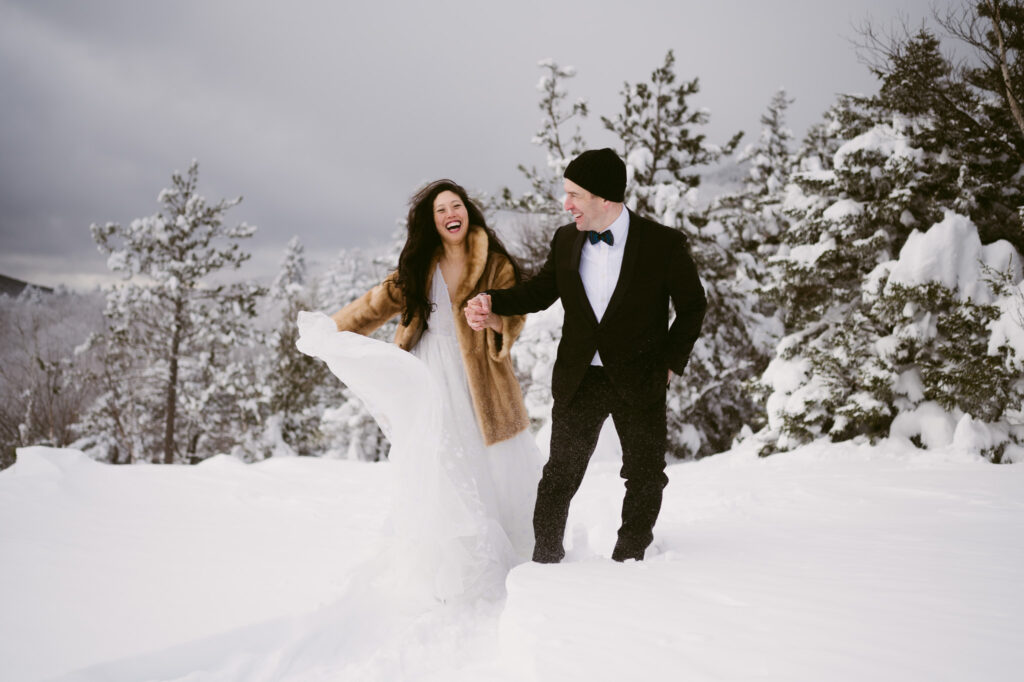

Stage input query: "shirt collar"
[
  {"left": 603, "top": 205, "right": 629, "bottom": 245},
  {"left": 593, "top": 205, "right": 630, "bottom": 245}
]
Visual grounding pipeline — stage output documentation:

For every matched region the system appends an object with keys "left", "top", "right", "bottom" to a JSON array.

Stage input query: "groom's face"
[{"left": 563, "top": 179, "right": 608, "bottom": 232}]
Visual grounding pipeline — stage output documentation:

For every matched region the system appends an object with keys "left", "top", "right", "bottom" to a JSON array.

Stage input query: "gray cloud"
[{"left": 0, "top": 0, "right": 941, "bottom": 288}]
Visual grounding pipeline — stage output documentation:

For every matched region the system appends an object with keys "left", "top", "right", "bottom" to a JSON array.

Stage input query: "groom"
[{"left": 465, "top": 148, "right": 706, "bottom": 563}]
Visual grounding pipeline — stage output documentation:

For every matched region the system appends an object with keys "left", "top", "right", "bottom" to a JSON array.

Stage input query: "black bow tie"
[{"left": 587, "top": 230, "right": 614, "bottom": 246}]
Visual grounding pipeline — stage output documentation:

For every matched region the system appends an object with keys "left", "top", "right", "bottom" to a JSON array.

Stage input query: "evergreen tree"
[
  {"left": 311, "top": 236, "right": 403, "bottom": 461},
  {"left": 602, "top": 49, "right": 743, "bottom": 223},
  {"left": 714, "top": 88, "right": 797, "bottom": 294},
  {"left": 742, "top": 89, "right": 798, "bottom": 200},
  {"left": 763, "top": 94, "right": 905, "bottom": 332},
  {"left": 682, "top": 89, "right": 800, "bottom": 454},
  {"left": 756, "top": 16, "right": 1024, "bottom": 458},
  {"left": 501, "top": 51, "right": 765, "bottom": 458},
  {"left": 501, "top": 58, "right": 589, "bottom": 220},
  {"left": 259, "top": 237, "right": 339, "bottom": 456},
  {"left": 87, "top": 161, "right": 265, "bottom": 464},
  {"left": 499, "top": 58, "right": 590, "bottom": 277},
  {"left": 598, "top": 50, "right": 768, "bottom": 457},
  {"left": 757, "top": 92, "right": 940, "bottom": 451},
  {"left": 861, "top": 4, "right": 1024, "bottom": 251}
]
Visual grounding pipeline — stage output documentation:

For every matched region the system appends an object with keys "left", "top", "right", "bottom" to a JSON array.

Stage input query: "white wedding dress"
[{"left": 296, "top": 266, "right": 540, "bottom": 603}]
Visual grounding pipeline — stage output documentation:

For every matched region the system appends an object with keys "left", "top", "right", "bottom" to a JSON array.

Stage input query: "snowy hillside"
[{"left": 2, "top": 441, "right": 1022, "bottom": 682}]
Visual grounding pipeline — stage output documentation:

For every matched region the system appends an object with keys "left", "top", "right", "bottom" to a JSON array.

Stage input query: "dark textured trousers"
[{"left": 532, "top": 366, "right": 669, "bottom": 563}]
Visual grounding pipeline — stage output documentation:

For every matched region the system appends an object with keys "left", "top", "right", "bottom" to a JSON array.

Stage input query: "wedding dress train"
[{"left": 296, "top": 268, "right": 540, "bottom": 602}]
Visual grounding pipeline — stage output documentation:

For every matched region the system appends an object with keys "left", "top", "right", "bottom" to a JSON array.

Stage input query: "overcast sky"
[{"left": 0, "top": 0, "right": 944, "bottom": 289}]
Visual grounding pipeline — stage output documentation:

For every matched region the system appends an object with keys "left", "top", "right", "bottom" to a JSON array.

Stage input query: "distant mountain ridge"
[{"left": 0, "top": 273, "right": 54, "bottom": 297}]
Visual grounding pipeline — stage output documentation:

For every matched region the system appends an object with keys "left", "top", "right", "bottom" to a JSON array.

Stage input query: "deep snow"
[{"left": 2, "top": 440, "right": 1022, "bottom": 682}]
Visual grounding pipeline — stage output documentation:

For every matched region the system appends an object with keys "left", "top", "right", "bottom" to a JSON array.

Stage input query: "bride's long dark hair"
[{"left": 395, "top": 179, "right": 521, "bottom": 329}]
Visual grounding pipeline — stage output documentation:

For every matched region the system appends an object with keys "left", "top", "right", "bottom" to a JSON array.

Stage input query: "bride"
[{"left": 297, "top": 179, "right": 540, "bottom": 603}]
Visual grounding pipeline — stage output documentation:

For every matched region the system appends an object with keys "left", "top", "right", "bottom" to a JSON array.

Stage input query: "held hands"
[
  {"left": 464, "top": 293, "right": 502, "bottom": 333},
  {"left": 467, "top": 296, "right": 676, "bottom": 380},
  {"left": 465, "top": 295, "right": 676, "bottom": 377}
]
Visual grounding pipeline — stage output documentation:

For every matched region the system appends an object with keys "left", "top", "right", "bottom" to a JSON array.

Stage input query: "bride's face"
[{"left": 433, "top": 190, "right": 470, "bottom": 247}]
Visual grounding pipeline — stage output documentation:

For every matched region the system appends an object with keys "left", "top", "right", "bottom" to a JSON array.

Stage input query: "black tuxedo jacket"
[{"left": 489, "top": 210, "right": 706, "bottom": 407}]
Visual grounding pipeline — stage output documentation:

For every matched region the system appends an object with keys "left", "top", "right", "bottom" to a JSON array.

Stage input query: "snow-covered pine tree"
[
  {"left": 312, "top": 235, "right": 403, "bottom": 461},
  {"left": 720, "top": 87, "right": 797, "bottom": 299},
  {"left": 757, "top": 19, "right": 1024, "bottom": 459},
  {"left": 86, "top": 161, "right": 265, "bottom": 464},
  {"left": 745, "top": 90, "right": 797, "bottom": 196},
  {"left": 757, "top": 90, "right": 945, "bottom": 452},
  {"left": 501, "top": 58, "right": 589, "bottom": 219},
  {"left": 498, "top": 58, "right": 590, "bottom": 276},
  {"left": 257, "top": 237, "right": 340, "bottom": 457},
  {"left": 601, "top": 49, "right": 743, "bottom": 222},
  {"left": 894, "top": 3, "right": 1024, "bottom": 253},
  {"left": 761, "top": 94, "right": 886, "bottom": 332},
  {"left": 868, "top": 219, "right": 1023, "bottom": 453},
  {"left": 712, "top": 88, "right": 799, "bottom": 300},
  {"left": 685, "top": 89, "right": 799, "bottom": 451},
  {"left": 599, "top": 50, "right": 771, "bottom": 458},
  {"left": 718, "top": 88, "right": 797, "bottom": 258}
]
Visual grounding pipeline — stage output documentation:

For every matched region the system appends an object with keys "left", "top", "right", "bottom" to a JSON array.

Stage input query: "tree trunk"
[
  {"left": 986, "top": 0, "right": 1024, "bottom": 143},
  {"left": 163, "top": 301, "right": 183, "bottom": 464}
]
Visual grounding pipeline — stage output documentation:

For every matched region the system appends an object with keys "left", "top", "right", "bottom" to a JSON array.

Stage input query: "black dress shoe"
[{"left": 611, "top": 544, "right": 645, "bottom": 562}]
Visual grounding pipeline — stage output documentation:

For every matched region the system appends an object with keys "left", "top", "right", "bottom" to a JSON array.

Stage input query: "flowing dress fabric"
[{"left": 296, "top": 268, "right": 539, "bottom": 603}]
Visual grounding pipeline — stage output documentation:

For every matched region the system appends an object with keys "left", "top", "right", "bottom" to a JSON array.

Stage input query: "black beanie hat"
[{"left": 563, "top": 148, "right": 626, "bottom": 202}]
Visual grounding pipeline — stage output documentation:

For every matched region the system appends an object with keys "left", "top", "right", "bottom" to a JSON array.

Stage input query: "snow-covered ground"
[{"left": 2, "top": 439, "right": 1022, "bottom": 682}]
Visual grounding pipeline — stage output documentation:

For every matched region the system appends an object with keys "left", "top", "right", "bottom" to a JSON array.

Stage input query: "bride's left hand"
[{"left": 465, "top": 294, "right": 501, "bottom": 333}]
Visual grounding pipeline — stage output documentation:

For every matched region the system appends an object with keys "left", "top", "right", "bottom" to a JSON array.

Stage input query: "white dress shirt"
[{"left": 579, "top": 206, "right": 629, "bottom": 366}]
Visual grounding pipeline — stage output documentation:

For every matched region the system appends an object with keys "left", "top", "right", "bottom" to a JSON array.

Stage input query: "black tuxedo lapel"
[
  {"left": 569, "top": 228, "right": 586, "bottom": 270},
  {"left": 568, "top": 229, "right": 599, "bottom": 327},
  {"left": 599, "top": 211, "right": 642, "bottom": 327}
]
